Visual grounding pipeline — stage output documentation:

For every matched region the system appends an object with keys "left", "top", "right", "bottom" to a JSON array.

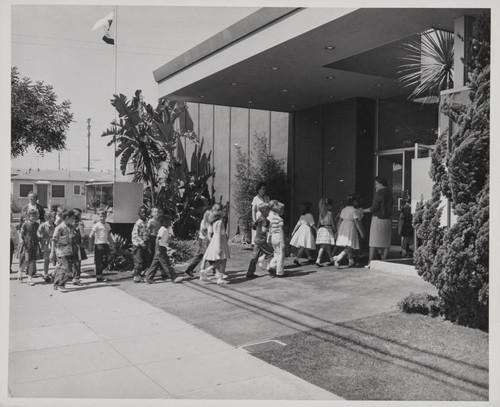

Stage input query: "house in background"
[
  {"left": 154, "top": 7, "right": 484, "bottom": 244},
  {"left": 10, "top": 169, "right": 114, "bottom": 212}
]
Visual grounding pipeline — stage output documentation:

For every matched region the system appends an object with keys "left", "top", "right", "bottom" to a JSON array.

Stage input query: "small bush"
[
  {"left": 398, "top": 292, "right": 442, "bottom": 317},
  {"left": 109, "top": 233, "right": 134, "bottom": 271},
  {"left": 169, "top": 237, "right": 196, "bottom": 264}
]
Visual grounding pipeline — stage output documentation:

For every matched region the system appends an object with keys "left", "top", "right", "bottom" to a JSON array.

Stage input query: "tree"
[
  {"left": 398, "top": 29, "right": 454, "bottom": 103},
  {"left": 102, "top": 90, "right": 197, "bottom": 206},
  {"left": 234, "top": 133, "right": 288, "bottom": 241},
  {"left": 412, "top": 12, "right": 490, "bottom": 330},
  {"left": 11, "top": 67, "right": 74, "bottom": 158}
]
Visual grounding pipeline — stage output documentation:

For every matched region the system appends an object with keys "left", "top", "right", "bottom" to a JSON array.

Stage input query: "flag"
[{"left": 91, "top": 12, "right": 114, "bottom": 45}]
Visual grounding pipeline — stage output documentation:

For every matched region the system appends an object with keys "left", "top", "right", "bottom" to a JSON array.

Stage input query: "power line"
[
  {"left": 12, "top": 32, "right": 186, "bottom": 52},
  {"left": 12, "top": 39, "right": 183, "bottom": 57}
]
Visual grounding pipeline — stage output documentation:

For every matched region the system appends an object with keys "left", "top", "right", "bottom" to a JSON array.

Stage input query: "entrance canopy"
[{"left": 154, "top": 7, "right": 482, "bottom": 112}]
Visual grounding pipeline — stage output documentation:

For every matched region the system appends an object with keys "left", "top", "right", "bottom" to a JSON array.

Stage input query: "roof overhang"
[{"left": 154, "top": 7, "right": 483, "bottom": 112}]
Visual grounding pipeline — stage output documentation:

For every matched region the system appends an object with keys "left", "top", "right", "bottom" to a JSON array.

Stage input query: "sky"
[{"left": 9, "top": 4, "right": 258, "bottom": 173}]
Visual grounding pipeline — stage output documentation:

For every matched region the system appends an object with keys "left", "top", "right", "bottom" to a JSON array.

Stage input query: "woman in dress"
[
  {"left": 290, "top": 202, "right": 316, "bottom": 265},
  {"left": 251, "top": 183, "right": 270, "bottom": 245},
  {"left": 314, "top": 198, "right": 336, "bottom": 267},
  {"left": 333, "top": 194, "right": 365, "bottom": 268},
  {"left": 363, "top": 176, "right": 393, "bottom": 268}
]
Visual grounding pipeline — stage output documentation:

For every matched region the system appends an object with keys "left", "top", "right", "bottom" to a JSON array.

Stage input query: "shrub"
[
  {"left": 398, "top": 292, "right": 442, "bottom": 317},
  {"left": 109, "top": 233, "right": 134, "bottom": 271},
  {"left": 234, "top": 133, "right": 288, "bottom": 241},
  {"left": 413, "top": 12, "right": 489, "bottom": 331},
  {"left": 168, "top": 237, "right": 196, "bottom": 264}
]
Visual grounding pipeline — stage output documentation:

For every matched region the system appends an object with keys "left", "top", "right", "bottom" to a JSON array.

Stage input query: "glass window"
[
  {"left": 52, "top": 185, "right": 65, "bottom": 198},
  {"left": 86, "top": 183, "right": 113, "bottom": 211},
  {"left": 378, "top": 99, "right": 438, "bottom": 150},
  {"left": 19, "top": 184, "right": 34, "bottom": 197},
  {"left": 73, "top": 185, "right": 81, "bottom": 195}
]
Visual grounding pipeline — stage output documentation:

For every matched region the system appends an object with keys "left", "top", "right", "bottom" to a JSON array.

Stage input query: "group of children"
[
  {"left": 15, "top": 206, "right": 103, "bottom": 292},
  {"left": 289, "top": 194, "right": 366, "bottom": 269}
]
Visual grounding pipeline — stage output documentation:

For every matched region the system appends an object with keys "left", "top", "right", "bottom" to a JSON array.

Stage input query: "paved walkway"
[{"left": 8, "top": 268, "right": 341, "bottom": 400}]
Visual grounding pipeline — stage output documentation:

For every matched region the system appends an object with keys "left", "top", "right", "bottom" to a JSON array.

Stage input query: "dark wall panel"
[
  {"left": 291, "top": 106, "right": 323, "bottom": 224},
  {"left": 322, "top": 99, "right": 357, "bottom": 217},
  {"left": 271, "top": 111, "right": 289, "bottom": 163}
]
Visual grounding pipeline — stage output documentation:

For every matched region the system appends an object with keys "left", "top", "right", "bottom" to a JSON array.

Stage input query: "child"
[
  {"left": 50, "top": 209, "right": 76, "bottom": 292},
  {"left": 200, "top": 209, "right": 231, "bottom": 285},
  {"left": 131, "top": 206, "right": 151, "bottom": 283},
  {"left": 399, "top": 193, "right": 413, "bottom": 257},
  {"left": 315, "top": 198, "right": 336, "bottom": 267},
  {"left": 71, "top": 209, "right": 87, "bottom": 286},
  {"left": 246, "top": 202, "right": 273, "bottom": 279},
  {"left": 290, "top": 202, "right": 316, "bottom": 265},
  {"left": 38, "top": 210, "right": 56, "bottom": 282},
  {"left": 88, "top": 210, "right": 112, "bottom": 283},
  {"left": 20, "top": 208, "right": 41, "bottom": 286},
  {"left": 147, "top": 206, "right": 162, "bottom": 268},
  {"left": 10, "top": 213, "right": 19, "bottom": 274},
  {"left": 267, "top": 200, "right": 286, "bottom": 277},
  {"left": 333, "top": 194, "right": 365, "bottom": 268},
  {"left": 184, "top": 207, "right": 212, "bottom": 277},
  {"left": 145, "top": 215, "right": 184, "bottom": 284}
]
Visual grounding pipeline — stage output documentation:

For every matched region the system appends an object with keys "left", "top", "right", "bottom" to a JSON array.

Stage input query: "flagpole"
[{"left": 113, "top": 5, "right": 118, "bottom": 182}]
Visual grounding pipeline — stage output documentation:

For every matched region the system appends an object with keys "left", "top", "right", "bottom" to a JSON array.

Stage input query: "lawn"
[{"left": 251, "top": 311, "right": 488, "bottom": 401}]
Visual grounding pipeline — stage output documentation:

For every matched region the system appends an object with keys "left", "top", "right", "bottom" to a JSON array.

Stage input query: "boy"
[
  {"left": 50, "top": 209, "right": 76, "bottom": 292},
  {"left": 145, "top": 215, "right": 184, "bottom": 284},
  {"left": 246, "top": 202, "right": 273, "bottom": 279},
  {"left": 147, "top": 206, "right": 162, "bottom": 268},
  {"left": 38, "top": 210, "right": 56, "bottom": 282},
  {"left": 88, "top": 210, "right": 112, "bottom": 283},
  {"left": 131, "top": 206, "right": 151, "bottom": 283},
  {"left": 71, "top": 208, "right": 87, "bottom": 286}
]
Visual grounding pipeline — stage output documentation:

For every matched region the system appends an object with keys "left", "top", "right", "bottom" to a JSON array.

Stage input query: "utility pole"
[{"left": 87, "top": 118, "right": 91, "bottom": 172}]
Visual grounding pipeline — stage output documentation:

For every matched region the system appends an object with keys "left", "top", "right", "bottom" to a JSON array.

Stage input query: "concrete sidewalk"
[{"left": 8, "top": 272, "right": 341, "bottom": 400}]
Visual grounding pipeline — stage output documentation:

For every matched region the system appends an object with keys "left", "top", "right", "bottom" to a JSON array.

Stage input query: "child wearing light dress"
[
  {"left": 333, "top": 194, "right": 365, "bottom": 268},
  {"left": 20, "top": 208, "right": 41, "bottom": 286},
  {"left": 38, "top": 210, "right": 56, "bottom": 282},
  {"left": 290, "top": 202, "right": 316, "bottom": 265},
  {"left": 200, "top": 209, "right": 231, "bottom": 285},
  {"left": 315, "top": 198, "right": 336, "bottom": 267}
]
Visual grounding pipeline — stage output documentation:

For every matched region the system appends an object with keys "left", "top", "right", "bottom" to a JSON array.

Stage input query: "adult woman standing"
[
  {"left": 363, "top": 176, "right": 393, "bottom": 268},
  {"left": 251, "top": 183, "right": 270, "bottom": 245}
]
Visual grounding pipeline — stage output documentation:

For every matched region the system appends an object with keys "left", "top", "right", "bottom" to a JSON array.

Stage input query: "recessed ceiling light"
[
  {"left": 329, "top": 95, "right": 334, "bottom": 98},
  {"left": 291, "top": 105, "right": 295, "bottom": 108},
  {"left": 282, "top": 89, "right": 288, "bottom": 92},
  {"left": 375, "top": 84, "right": 383, "bottom": 87},
  {"left": 231, "top": 82, "right": 237, "bottom": 86},
  {"left": 326, "top": 76, "right": 335, "bottom": 79},
  {"left": 324, "top": 45, "right": 335, "bottom": 50},
  {"left": 248, "top": 101, "right": 253, "bottom": 104},
  {"left": 199, "top": 95, "right": 205, "bottom": 98},
  {"left": 271, "top": 66, "right": 279, "bottom": 70}
]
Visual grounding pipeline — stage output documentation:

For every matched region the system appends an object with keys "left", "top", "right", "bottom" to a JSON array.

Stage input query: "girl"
[
  {"left": 246, "top": 202, "right": 273, "bottom": 278},
  {"left": 267, "top": 200, "right": 286, "bottom": 277},
  {"left": 51, "top": 209, "right": 76, "bottom": 292},
  {"left": 290, "top": 202, "right": 316, "bottom": 265},
  {"left": 199, "top": 209, "right": 230, "bottom": 285},
  {"left": 185, "top": 207, "right": 212, "bottom": 277},
  {"left": 20, "top": 208, "right": 41, "bottom": 285},
  {"left": 333, "top": 194, "right": 365, "bottom": 268},
  {"left": 38, "top": 210, "right": 56, "bottom": 282},
  {"left": 314, "top": 198, "right": 336, "bottom": 267}
]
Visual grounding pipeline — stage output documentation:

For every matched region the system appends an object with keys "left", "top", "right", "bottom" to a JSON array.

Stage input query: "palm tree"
[
  {"left": 102, "top": 91, "right": 196, "bottom": 206},
  {"left": 398, "top": 29, "right": 454, "bottom": 103}
]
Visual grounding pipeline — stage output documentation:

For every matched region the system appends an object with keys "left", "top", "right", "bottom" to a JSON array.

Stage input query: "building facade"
[{"left": 155, "top": 7, "right": 484, "bottom": 243}]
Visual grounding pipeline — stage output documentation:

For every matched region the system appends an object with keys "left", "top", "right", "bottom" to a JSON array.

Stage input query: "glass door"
[{"left": 377, "top": 153, "right": 404, "bottom": 246}]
